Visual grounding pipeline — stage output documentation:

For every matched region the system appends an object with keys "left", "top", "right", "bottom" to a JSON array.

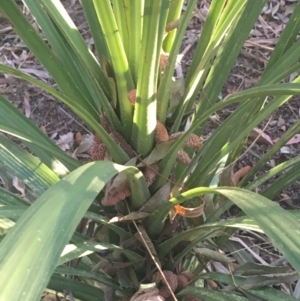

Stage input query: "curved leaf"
[
  {"left": 178, "top": 287, "right": 249, "bottom": 301},
  {"left": 48, "top": 274, "right": 104, "bottom": 301},
  {"left": 0, "top": 67, "right": 129, "bottom": 164},
  {"left": 0, "top": 135, "right": 59, "bottom": 195},
  {"left": 148, "top": 187, "right": 300, "bottom": 276},
  {"left": 58, "top": 241, "right": 143, "bottom": 266},
  {"left": 0, "top": 161, "right": 132, "bottom": 301},
  {"left": 0, "top": 94, "right": 78, "bottom": 174}
]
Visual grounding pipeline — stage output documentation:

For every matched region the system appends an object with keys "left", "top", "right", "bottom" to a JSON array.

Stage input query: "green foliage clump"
[{"left": 1, "top": 1, "right": 300, "bottom": 300}]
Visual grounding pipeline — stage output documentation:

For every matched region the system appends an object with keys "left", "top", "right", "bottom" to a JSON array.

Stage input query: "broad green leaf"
[
  {"left": 28, "top": 0, "right": 126, "bottom": 135},
  {"left": 127, "top": 1, "right": 143, "bottom": 83},
  {"left": 58, "top": 241, "right": 143, "bottom": 266},
  {"left": 199, "top": 273, "right": 299, "bottom": 301},
  {"left": 260, "top": 40, "right": 300, "bottom": 85},
  {"left": 187, "top": 78, "right": 300, "bottom": 189},
  {"left": 0, "top": 135, "right": 59, "bottom": 195},
  {"left": 0, "top": 187, "right": 30, "bottom": 207},
  {"left": 178, "top": 287, "right": 249, "bottom": 301},
  {"left": 0, "top": 1, "right": 96, "bottom": 118},
  {"left": 225, "top": 240, "right": 256, "bottom": 265},
  {"left": 0, "top": 94, "right": 78, "bottom": 174},
  {"left": 22, "top": 0, "right": 103, "bottom": 113},
  {"left": 163, "top": 0, "right": 184, "bottom": 52},
  {"left": 235, "top": 262, "right": 291, "bottom": 276},
  {"left": 0, "top": 161, "right": 132, "bottom": 301},
  {"left": 185, "top": 0, "right": 227, "bottom": 84},
  {"left": 126, "top": 167, "right": 151, "bottom": 209},
  {"left": 194, "top": 248, "right": 233, "bottom": 264},
  {"left": 249, "top": 287, "right": 300, "bottom": 301},
  {"left": 153, "top": 80, "right": 300, "bottom": 191},
  {"left": 246, "top": 156, "right": 300, "bottom": 191},
  {"left": 48, "top": 274, "right": 104, "bottom": 301},
  {"left": 93, "top": 0, "right": 134, "bottom": 136},
  {"left": 132, "top": 0, "right": 170, "bottom": 154},
  {"left": 156, "top": 228, "right": 221, "bottom": 258},
  {"left": 241, "top": 119, "right": 300, "bottom": 186},
  {"left": 240, "top": 272, "right": 299, "bottom": 290},
  {"left": 193, "top": 0, "right": 267, "bottom": 124},
  {"left": 148, "top": 187, "right": 300, "bottom": 276},
  {"left": 265, "top": 0, "right": 300, "bottom": 72},
  {"left": 0, "top": 80, "right": 129, "bottom": 164},
  {"left": 0, "top": 205, "right": 26, "bottom": 219},
  {"left": 157, "top": 0, "right": 198, "bottom": 123},
  {"left": 224, "top": 83, "right": 300, "bottom": 102},
  {"left": 210, "top": 188, "right": 300, "bottom": 276},
  {"left": 84, "top": 211, "right": 131, "bottom": 239},
  {"left": 54, "top": 265, "right": 119, "bottom": 289},
  {"left": 262, "top": 162, "right": 300, "bottom": 199},
  {"left": 81, "top": 0, "right": 109, "bottom": 63}
]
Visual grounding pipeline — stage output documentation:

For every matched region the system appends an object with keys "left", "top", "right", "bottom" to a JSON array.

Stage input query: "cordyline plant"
[{"left": 1, "top": 0, "right": 300, "bottom": 300}]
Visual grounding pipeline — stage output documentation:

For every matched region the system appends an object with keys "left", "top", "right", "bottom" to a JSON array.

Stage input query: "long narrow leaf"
[
  {"left": 0, "top": 135, "right": 59, "bottom": 195},
  {"left": 0, "top": 67, "right": 129, "bottom": 164},
  {"left": 0, "top": 161, "right": 135, "bottom": 301},
  {"left": 0, "top": 94, "right": 78, "bottom": 174},
  {"left": 265, "top": 0, "right": 300, "bottom": 72},
  {"left": 132, "top": 0, "right": 170, "bottom": 154},
  {"left": 93, "top": 0, "right": 134, "bottom": 136},
  {"left": 157, "top": 0, "right": 197, "bottom": 123},
  {"left": 0, "top": 1, "right": 94, "bottom": 115},
  {"left": 48, "top": 274, "right": 104, "bottom": 301}
]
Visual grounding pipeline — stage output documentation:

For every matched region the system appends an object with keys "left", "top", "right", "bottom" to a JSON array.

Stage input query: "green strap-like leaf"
[
  {"left": 0, "top": 187, "right": 30, "bottom": 207},
  {"left": 81, "top": 0, "right": 109, "bottom": 63},
  {"left": 147, "top": 187, "right": 300, "bottom": 277},
  {"left": 58, "top": 241, "right": 143, "bottom": 266},
  {"left": 54, "top": 265, "right": 119, "bottom": 289},
  {"left": 0, "top": 1, "right": 95, "bottom": 116},
  {"left": 262, "top": 161, "right": 300, "bottom": 199},
  {"left": 153, "top": 81, "right": 300, "bottom": 191},
  {"left": 157, "top": 0, "right": 197, "bottom": 123},
  {"left": 178, "top": 287, "right": 249, "bottom": 301},
  {"left": 93, "top": 0, "right": 134, "bottom": 137},
  {"left": 132, "top": 0, "right": 170, "bottom": 154},
  {"left": 0, "top": 80, "right": 129, "bottom": 164},
  {"left": 48, "top": 274, "right": 104, "bottom": 301},
  {"left": 199, "top": 273, "right": 299, "bottom": 301},
  {"left": 240, "top": 118, "right": 300, "bottom": 186},
  {"left": 0, "top": 161, "right": 130, "bottom": 301},
  {"left": 265, "top": 0, "right": 300, "bottom": 72},
  {"left": 0, "top": 135, "right": 59, "bottom": 195},
  {"left": 0, "top": 94, "right": 78, "bottom": 174}
]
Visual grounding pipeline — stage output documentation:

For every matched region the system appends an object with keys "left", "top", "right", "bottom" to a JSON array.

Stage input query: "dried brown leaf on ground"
[
  {"left": 55, "top": 132, "right": 74, "bottom": 150},
  {"left": 249, "top": 127, "right": 274, "bottom": 145},
  {"left": 12, "top": 176, "right": 26, "bottom": 196},
  {"left": 273, "top": 134, "right": 300, "bottom": 145},
  {"left": 23, "top": 91, "right": 31, "bottom": 118}
]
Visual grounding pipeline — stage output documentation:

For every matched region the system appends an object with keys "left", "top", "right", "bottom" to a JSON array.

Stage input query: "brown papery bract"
[
  {"left": 152, "top": 270, "right": 178, "bottom": 299},
  {"left": 156, "top": 120, "right": 169, "bottom": 143},
  {"left": 127, "top": 89, "right": 137, "bottom": 105},
  {"left": 102, "top": 185, "right": 131, "bottom": 206},
  {"left": 177, "top": 149, "right": 191, "bottom": 164}
]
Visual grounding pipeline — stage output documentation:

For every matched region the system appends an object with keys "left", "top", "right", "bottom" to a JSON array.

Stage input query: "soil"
[{"left": 0, "top": 0, "right": 299, "bottom": 208}]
